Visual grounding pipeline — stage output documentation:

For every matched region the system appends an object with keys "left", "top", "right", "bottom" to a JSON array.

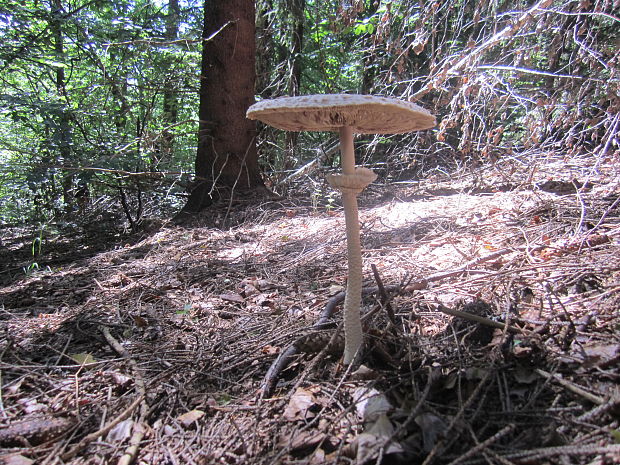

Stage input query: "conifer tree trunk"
[
  {"left": 50, "top": 0, "right": 74, "bottom": 212},
  {"left": 288, "top": 0, "right": 304, "bottom": 98},
  {"left": 284, "top": 0, "right": 305, "bottom": 169},
  {"left": 255, "top": 0, "right": 274, "bottom": 97},
  {"left": 161, "top": 0, "right": 180, "bottom": 163},
  {"left": 182, "top": 0, "right": 264, "bottom": 213}
]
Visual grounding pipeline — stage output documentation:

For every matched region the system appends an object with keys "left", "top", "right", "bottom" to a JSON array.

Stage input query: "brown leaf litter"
[{"left": 0, "top": 154, "right": 619, "bottom": 464}]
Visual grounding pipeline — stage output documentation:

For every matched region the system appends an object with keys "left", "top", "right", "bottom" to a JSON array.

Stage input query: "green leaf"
[
  {"left": 70, "top": 353, "right": 96, "bottom": 365},
  {"left": 353, "top": 21, "right": 375, "bottom": 35},
  {"left": 35, "top": 58, "right": 69, "bottom": 68}
]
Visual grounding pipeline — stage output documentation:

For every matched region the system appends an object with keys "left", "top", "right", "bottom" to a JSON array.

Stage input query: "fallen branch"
[
  {"left": 261, "top": 289, "right": 352, "bottom": 398},
  {"left": 503, "top": 443, "right": 620, "bottom": 462},
  {"left": 446, "top": 423, "right": 516, "bottom": 465},
  {"left": 371, "top": 264, "right": 397, "bottom": 325},
  {"left": 103, "top": 21, "right": 234, "bottom": 47},
  {"left": 535, "top": 368, "right": 605, "bottom": 405},
  {"left": 437, "top": 304, "right": 528, "bottom": 334}
]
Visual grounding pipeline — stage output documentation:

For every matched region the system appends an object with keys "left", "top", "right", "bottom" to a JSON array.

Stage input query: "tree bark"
[
  {"left": 159, "top": 0, "right": 180, "bottom": 167},
  {"left": 255, "top": 0, "right": 274, "bottom": 97},
  {"left": 182, "top": 0, "right": 264, "bottom": 213},
  {"left": 287, "top": 0, "right": 304, "bottom": 98},
  {"left": 163, "top": 0, "right": 180, "bottom": 125},
  {"left": 50, "top": 0, "right": 75, "bottom": 212},
  {"left": 284, "top": 0, "right": 305, "bottom": 169}
]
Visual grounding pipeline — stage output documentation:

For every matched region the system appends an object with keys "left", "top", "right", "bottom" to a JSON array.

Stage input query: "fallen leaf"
[
  {"left": 356, "top": 414, "right": 402, "bottom": 462},
  {"left": 17, "top": 399, "right": 46, "bottom": 414},
  {"left": 580, "top": 343, "right": 619, "bottom": 367},
  {"left": 351, "top": 365, "right": 379, "bottom": 381},
  {"left": 177, "top": 409, "right": 205, "bottom": 427},
  {"left": 261, "top": 345, "right": 280, "bottom": 355},
  {"left": 353, "top": 387, "right": 392, "bottom": 423},
  {"left": 242, "top": 283, "right": 259, "bottom": 297},
  {"left": 132, "top": 315, "right": 149, "bottom": 328},
  {"left": 163, "top": 424, "right": 176, "bottom": 436},
  {"left": 281, "top": 430, "right": 327, "bottom": 452},
  {"left": 255, "top": 293, "right": 276, "bottom": 307},
  {"left": 106, "top": 419, "right": 134, "bottom": 442},
  {"left": 284, "top": 388, "right": 317, "bottom": 421},
  {"left": 415, "top": 412, "right": 448, "bottom": 452},
  {"left": 329, "top": 285, "right": 345, "bottom": 295},
  {"left": 513, "top": 367, "right": 538, "bottom": 384},
  {"left": 219, "top": 293, "right": 244, "bottom": 304},
  {"left": 519, "top": 307, "right": 541, "bottom": 322},
  {"left": 69, "top": 353, "right": 96, "bottom": 365},
  {"left": 5, "top": 378, "right": 24, "bottom": 395},
  {"left": 111, "top": 372, "right": 132, "bottom": 389},
  {"left": 240, "top": 277, "right": 274, "bottom": 291},
  {"left": 0, "top": 455, "right": 34, "bottom": 465}
]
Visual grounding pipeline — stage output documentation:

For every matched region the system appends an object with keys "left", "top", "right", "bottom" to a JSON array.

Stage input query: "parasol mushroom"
[{"left": 247, "top": 94, "right": 435, "bottom": 364}]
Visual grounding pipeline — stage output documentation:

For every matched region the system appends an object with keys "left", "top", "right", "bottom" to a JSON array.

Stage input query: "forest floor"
[{"left": 0, "top": 152, "right": 619, "bottom": 464}]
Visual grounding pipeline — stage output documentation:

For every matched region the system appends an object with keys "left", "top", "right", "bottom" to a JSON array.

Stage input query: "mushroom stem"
[
  {"left": 341, "top": 190, "right": 364, "bottom": 364},
  {"left": 339, "top": 126, "right": 355, "bottom": 175},
  {"left": 337, "top": 125, "right": 364, "bottom": 364}
]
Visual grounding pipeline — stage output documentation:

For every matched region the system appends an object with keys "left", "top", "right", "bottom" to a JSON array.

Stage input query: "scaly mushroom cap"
[{"left": 246, "top": 94, "right": 435, "bottom": 134}]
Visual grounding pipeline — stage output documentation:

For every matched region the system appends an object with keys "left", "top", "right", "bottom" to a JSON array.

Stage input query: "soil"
[{"left": 0, "top": 154, "right": 619, "bottom": 464}]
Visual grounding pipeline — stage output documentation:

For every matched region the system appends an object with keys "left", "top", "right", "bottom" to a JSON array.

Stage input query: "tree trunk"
[
  {"left": 182, "top": 0, "right": 264, "bottom": 213},
  {"left": 284, "top": 0, "right": 305, "bottom": 169},
  {"left": 255, "top": 0, "right": 274, "bottom": 97},
  {"left": 50, "top": 0, "right": 74, "bottom": 212},
  {"left": 161, "top": 0, "right": 180, "bottom": 165},
  {"left": 288, "top": 0, "right": 304, "bottom": 98}
]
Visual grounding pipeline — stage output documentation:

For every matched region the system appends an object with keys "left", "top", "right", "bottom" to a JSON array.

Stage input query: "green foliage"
[
  {"left": 1, "top": 0, "right": 618, "bottom": 222},
  {"left": 0, "top": 0, "right": 203, "bottom": 223},
  {"left": 258, "top": 0, "right": 618, "bottom": 179}
]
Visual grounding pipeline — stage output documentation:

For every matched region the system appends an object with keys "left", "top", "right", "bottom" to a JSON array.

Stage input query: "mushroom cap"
[{"left": 247, "top": 94, "right": 435, "bottom": 134}]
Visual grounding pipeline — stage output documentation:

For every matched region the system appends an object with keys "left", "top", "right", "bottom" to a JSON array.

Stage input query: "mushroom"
[{"left": 247, "top": 94, "right": 435, "bottom": 364}]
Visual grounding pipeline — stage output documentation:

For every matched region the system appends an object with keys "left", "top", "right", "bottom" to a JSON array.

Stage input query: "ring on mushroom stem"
[{"left": 247, "top": 94, "right": 435, "bottom": 364}]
